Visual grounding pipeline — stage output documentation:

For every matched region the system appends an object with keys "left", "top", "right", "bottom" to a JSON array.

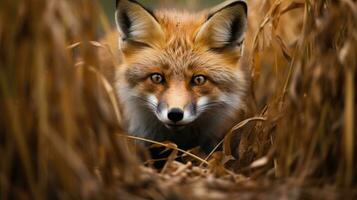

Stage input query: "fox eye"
[
  {"left": 192, "top": 75, "right": 207, "bottom": 86},
  {"left": 150, "top": 73, "right": 164, "bottom": 84}
]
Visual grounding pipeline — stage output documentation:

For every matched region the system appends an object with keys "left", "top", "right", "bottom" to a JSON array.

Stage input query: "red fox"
[{"left": 115, "top": 0, "right": 249, "bottom": 153}]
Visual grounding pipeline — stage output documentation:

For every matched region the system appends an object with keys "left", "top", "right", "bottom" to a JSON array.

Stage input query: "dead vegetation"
[{"left": 0, "top": 0, "right": 356, "bottom": 199}]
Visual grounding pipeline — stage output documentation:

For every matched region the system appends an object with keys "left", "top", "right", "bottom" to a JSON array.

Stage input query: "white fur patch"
[
  {"left": 156, "top": 106, "right": 169, "bottom": 124},
  {"left": 181, "top": 108, "right": 196, "bottom": 125},
  {"left": 197, "top": 96, "right": 210, "bottom": 108},
  {"left": 147, "top": 94, "right": 158, "bottom": 108}
]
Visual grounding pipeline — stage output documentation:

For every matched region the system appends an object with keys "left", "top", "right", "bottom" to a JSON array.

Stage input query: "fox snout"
[
  {"left": 155, "top": 85, "right": 198, "bottom": 128},
  {"left": 157, "top": 101, "right": 197, "bottom": 127}
]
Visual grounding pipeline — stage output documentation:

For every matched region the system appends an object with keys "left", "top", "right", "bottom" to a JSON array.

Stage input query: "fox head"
[{"left": 115, "top": 0, "right": 248, "bottom": 133}]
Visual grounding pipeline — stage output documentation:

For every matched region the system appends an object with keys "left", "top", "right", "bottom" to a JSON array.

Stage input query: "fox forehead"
[{"left": 154, "top": 10, "right": 206, "bottom": 44}]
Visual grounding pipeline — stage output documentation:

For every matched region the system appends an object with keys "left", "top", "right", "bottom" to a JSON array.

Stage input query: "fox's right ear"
[{"left": 115, "top": 0, "right": 164, "bottom": 47}]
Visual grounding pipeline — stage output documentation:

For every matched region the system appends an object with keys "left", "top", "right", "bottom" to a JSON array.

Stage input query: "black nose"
[{"left": 167, "top": 108, "right": 184, "bottom": 123}]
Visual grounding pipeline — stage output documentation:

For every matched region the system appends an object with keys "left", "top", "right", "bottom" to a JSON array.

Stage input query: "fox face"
[{"left": 115, "top": 0, "right": 248, "bottom": 152}]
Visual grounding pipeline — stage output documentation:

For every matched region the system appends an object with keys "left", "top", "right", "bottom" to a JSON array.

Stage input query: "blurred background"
[{"left": 100, "top": 0, "right": 222, "bottom": 24}]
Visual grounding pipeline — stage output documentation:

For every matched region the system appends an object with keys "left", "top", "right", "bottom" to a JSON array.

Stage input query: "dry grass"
[{"left": 0, "top": 0, "right": 356, "bottom": 199}]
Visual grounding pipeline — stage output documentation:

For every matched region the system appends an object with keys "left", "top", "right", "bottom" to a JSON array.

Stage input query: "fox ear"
[
  {"left": 115, "top": 0, "right": 164, "bottom": 47},
  {"left": 195, "top": 0, "right": 247, "bottom": 49}
]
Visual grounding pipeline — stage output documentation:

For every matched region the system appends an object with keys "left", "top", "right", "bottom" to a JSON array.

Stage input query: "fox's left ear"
[{"left": 194, "top": 0, "right": 247, "bottom": 49}]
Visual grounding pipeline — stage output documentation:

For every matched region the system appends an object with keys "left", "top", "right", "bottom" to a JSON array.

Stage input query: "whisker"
[{"left": 131, "top": 95, "right": 158, "bottom": 109}]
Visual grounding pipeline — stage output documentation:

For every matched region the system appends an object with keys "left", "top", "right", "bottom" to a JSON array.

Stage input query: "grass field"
[{"left": 0, "top": 0, "right": 356, "bottom": 199}]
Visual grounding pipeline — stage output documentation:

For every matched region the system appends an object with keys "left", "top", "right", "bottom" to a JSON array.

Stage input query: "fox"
[{"left": 114, "top": 0, "right": 249, "bottom": 153}]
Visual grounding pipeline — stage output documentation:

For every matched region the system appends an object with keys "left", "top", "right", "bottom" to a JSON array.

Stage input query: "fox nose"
[{"left": 167, "top": 108, "right": 184, "bottom": 123}]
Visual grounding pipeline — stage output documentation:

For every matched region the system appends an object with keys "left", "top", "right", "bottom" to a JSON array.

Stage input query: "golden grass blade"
[{"left": 116, "top": 134, "right": 209, "bottom": 165}]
